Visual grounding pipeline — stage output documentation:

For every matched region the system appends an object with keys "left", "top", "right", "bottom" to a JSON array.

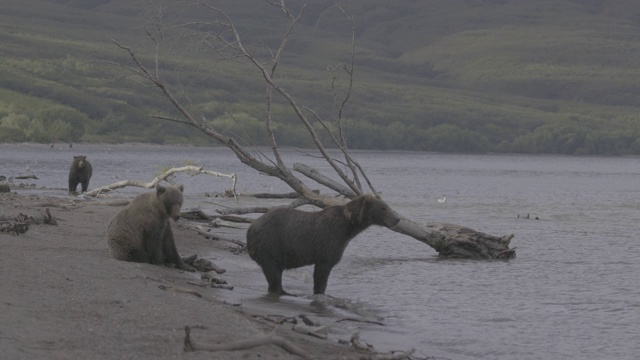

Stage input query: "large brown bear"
[
  {"left": 246, "top": 195, "right": 400, "bottom": 295},
  {"left": 68, "top": 155, "right": 92, "bottom": 193},
  {"left": 106, "top": 184, "right": 195, "bottom": 272}
]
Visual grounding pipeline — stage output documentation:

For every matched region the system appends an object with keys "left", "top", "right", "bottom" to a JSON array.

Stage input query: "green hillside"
[{"left": 1, "top": 0, "right": 640, "bottom": 154}]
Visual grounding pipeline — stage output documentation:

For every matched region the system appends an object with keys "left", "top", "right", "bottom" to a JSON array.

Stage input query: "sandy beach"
[{"left": 0, "top": 189, "right": 375, "bottom": 360}]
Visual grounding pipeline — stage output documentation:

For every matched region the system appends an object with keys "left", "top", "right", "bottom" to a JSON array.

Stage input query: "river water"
[{"left": 2, "top": 143, "right": 639, "bottom": 359}]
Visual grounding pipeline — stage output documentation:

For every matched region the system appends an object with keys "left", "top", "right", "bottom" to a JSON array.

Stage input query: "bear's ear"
[
  {"left": 177, "top": 184, "right": 184, "bottom": 193},
  {"left": 156, "top": 184, "right": 166, "bottom": 195},
  {"left": 345, "top": 196, "right": 369, "bottom": 224},
  {"left": 356, "top": 196, "right": 373, "bottom": 223}
]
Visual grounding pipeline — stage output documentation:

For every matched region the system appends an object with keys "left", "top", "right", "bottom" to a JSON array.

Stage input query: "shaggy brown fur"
[
  {"left": 68, "top": 155, "right": 93, "bottom": 193},
  {"left": 246, "top": 195, "right": 400, "bottom": 295},
  {"left": 106, "top": 184, "right": 195, "bottom": 272}
]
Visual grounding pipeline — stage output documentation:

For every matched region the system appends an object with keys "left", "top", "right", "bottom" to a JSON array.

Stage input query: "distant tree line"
[{"left": 2, "top": 101, "right": 639, "bottom": 155}]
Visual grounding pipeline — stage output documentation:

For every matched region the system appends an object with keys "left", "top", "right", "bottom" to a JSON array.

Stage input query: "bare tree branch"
[
  {"left": 106, "top": 0, "right": 516, "bottom": 259},
  {"left": 85, "top": 165, "right": 237, "bottom": 198}
]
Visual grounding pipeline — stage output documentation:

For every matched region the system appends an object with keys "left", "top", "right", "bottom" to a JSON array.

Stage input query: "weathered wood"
[
  {"left": 252, "top": 191, "right": 301, "bottom": 199},
  {"left": 216, "top": 206, "right": 270, "bottom": 216},
  {"left": 391, "top": 217, "right": 515, "bottom": 259},
  {"left": 181, "top": 209, "right": 213, "bottom": 221},
  {"left": 183, "top": 326, "right": 311, "bottom": 359},
  {"left": 85, "top": 166, "right": 237, "bottom": 198},
  {"left": 211, "top": 219, "right": 249, "bottom": 229},
  {"left": 217, "top": 215, "right": 253, "bottom": 223},
  {"left": 182, "top": 209, "right": 254, "bottom": 223},
  {"left": 181, "top": 223, "right": 246, "bottom": 247},
  {"left": 0, "top": 219, "right": 30, "bottom": 235},
  {"left": 293, "top": 163, "right": 357, "bottom": 198},
  {"left": 0, "top": 209, "right": 58, "bottom": 235},
  {"left": 14, "top": 174, "right": 38, "bottom": 180},
  {"left": 214, "top": 198, "right": 312, "bottom": 216}
]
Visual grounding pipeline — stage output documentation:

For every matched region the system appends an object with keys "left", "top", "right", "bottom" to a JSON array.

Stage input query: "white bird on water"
[{"left": 437, "top": 196, "right": 447, "bottom": 204}]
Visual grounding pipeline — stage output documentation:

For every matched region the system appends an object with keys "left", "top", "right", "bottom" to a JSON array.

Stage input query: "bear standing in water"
[
  {"left": 68, "top": 155, "right": 92, "bottom": 193},
  {"left": 106, "top": 184, "right": 195, "bottom": 272},
  {"left": 246, "top": 195, "right": 400, "bottom": 295}
]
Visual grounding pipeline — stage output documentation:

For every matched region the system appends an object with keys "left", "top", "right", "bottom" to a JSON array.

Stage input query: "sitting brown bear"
[
  {"left": 106, "top": 184, "right": 195, "bottom": 272},
  {"left": 68, "top": 155, "right": 92, "bottom": 193},
  {"left": 246, "top": 195, "right": 400, "bottom": 295}
]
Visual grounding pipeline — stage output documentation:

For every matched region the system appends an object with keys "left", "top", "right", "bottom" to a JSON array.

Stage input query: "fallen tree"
[{"left": 106, "top": 0, "right": 515, "bottom": 259}]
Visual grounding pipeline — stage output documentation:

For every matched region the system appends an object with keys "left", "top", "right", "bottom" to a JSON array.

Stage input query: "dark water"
[{"left": 2, "top": 143, "right": 640, "bottom": 359}]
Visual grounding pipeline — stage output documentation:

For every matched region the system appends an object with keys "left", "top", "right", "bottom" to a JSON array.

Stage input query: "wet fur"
[
  {"left": 68, "top": 155, "right": 93, "bottom": 193},
  {"left": 106, "top": 184, "right": 194, "bottom": 272},
  {"left": 246, "top": 195, "right": 400, "bottom": 295}
]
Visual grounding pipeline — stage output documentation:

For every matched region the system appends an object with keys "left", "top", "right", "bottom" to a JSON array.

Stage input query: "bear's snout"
[
  {"left": 382, "top": 212, "right": 400, "bottom": 228},
  {"left": 386, "top": 215, "right": 400, "bottom": 228}
]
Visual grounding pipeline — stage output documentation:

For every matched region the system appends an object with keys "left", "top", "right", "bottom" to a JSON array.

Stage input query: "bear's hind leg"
[
  {"left": 261, "top": 263, "right": 289, "bottom": 295},
  {"left": 143, "top": 228, "right": 164, "bottom": 265},
  {"left": 313, "top": 263, "right": 334, "bottom": 295}
]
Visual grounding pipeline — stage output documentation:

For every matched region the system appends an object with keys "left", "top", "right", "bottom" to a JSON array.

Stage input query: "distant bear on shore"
[
  {"left": 246, "top": 195, "right": 401, "bottom": 295},
  {"left": 106, "top": 184, "right": 195, "bottom": 272},
  {"left": 68, "top": 155, "right": 92, "bottom": 193}
]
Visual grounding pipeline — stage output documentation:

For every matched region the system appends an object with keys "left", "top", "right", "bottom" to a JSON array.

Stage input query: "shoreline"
[{"left": 0, "top": 189, "right": 379, "bottom": 359}]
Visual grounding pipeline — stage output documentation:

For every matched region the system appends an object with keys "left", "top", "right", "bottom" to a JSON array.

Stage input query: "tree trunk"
[{"left": 392, "top": 217, "right": 515, "bottom": 259}]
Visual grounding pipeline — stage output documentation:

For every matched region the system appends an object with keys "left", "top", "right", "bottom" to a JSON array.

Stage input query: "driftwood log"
[
  {"left": 392, "top": 220, "right": 515, "bottom": 259},
  {"left": 183, "top": 326, "right": 311, "bottom": 359},
  {"left": 0, "top": 209, "right": 57, "bottom": 235},
  {"left": 214, "top": 197, "right": 311, "bottom": 216},
  {"left": 14, "top": 174, "right": 38, "bottom": 180},
  {"left": 84, "top": 166, "right": 237, "bottom": 198}
]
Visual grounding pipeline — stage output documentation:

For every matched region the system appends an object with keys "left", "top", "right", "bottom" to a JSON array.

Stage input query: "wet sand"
[{"left": 0, "top": 190, "right": 371, "bottom": 360}]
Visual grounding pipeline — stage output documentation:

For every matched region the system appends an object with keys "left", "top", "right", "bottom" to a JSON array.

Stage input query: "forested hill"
[{"left": 2, "top": 0, "right": 640, "bottom": 154}]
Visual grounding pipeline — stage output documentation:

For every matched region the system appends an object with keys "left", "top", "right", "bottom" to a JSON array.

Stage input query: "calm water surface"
[{"left": 2, "top": 143, "right": 639, "bottom": 359}]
